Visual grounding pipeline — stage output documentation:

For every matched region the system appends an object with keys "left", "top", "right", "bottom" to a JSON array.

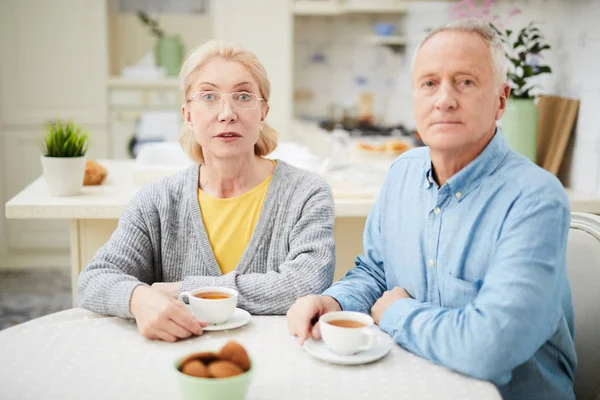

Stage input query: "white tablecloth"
[{"left": 0, "top": 309, "right": 501, "bottom": 400}]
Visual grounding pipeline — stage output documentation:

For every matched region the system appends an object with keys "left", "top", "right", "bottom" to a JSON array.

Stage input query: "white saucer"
[
  {"left": 202, "top": 308, "right": 251, "bottom": 331},
  {"left": 303, "top": 335, "right": 392, "bottom": 365}
]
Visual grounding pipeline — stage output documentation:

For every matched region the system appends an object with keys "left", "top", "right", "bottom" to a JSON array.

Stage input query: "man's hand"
[
  {"left": 151, "top": 281, "right": 181, "bottom": 298},
  {"left": 370, "top": 287, "right": 411, "bottom": 324},
  {"left": 287, "top": 295, "right": 342, "bottom": 344},
  {"left": 130, "top": 285, "right": 207, "bottom": 342}
]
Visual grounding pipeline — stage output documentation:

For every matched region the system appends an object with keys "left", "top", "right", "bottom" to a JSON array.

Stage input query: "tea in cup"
[
  {"left": 319, "top": 311, "right": 375, "bottom": 355},
  {"left": 178, "top": 287, "right": 238, "bottom": 325}
]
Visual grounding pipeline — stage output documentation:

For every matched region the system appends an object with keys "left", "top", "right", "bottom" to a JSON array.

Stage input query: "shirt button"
[
  {"left": 433, "top": 207, "right": 441, "bottom": 214},
  {"left": 428, "top": 176, "right": 433, "bottom": 183},
  {"left": 427, "top": 259, "right": 435, "bottom": 267},
  {"left": 455, "top": 192, "right": 462, "bottom": 199}
]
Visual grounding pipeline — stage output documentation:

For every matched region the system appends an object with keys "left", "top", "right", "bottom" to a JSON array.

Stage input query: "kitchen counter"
[{"left": 6, "top": 159, "right": 600, "bottom": 219}]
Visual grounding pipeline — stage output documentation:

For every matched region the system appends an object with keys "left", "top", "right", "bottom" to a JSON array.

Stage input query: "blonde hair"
[
  {"left": 179, "top": 39, "right": 278, "bottom": 164},
  {"left": 412, "top": 18, "right": 507, "bottom": 88}
]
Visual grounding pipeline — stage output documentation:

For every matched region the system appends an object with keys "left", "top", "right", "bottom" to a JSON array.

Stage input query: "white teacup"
[
  {"left": 178, "top": 287, "right": 238, "bottom": 325},
  {"left": 319, "top": 311, "right": 375, "bottom": 356}
]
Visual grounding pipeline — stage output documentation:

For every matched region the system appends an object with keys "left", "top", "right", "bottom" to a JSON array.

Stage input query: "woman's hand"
[
  {"left": 151, "top": 281, "right": 181, "bottom": 298},
  {"left": 130, "top": 285, "right": 207, "bottom": 342}
]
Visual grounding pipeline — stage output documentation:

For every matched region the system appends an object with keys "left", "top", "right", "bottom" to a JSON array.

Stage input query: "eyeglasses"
[{"left": 187, "top": 91, "right": 264, "bottom": 110}]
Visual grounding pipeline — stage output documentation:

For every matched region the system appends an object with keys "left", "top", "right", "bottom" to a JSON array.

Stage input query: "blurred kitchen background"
[{"left": 1, "top": 0, "right": 600, "bottom": 327}]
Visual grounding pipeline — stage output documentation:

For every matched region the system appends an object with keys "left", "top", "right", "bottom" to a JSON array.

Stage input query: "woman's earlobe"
[
  {"left": 181, "top": 106, "right": 193, "bottom": 126},
  {"left": 262, "top": 105, "right": 270, "bottom": 122},
  {"left": 185, "top": 112, "right": 194, "bottom": 126}
]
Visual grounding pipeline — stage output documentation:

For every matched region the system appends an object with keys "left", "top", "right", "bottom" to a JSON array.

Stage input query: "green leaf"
[
  {"left": 136, "top": 10, "right": 165, "bottom": 38},
  {"left": 490, "top": 23, "right": 502, "bottom": 36},
  {"left": 528, "top": 42, "right": 541, "bottom": 53},
  {"left": 531, "top": 44, "right": 551, "bottom": 53},
  {"left": 518, "top": 29, "right": 528, "bottom": 44},
  {"left": 522, "top": 65, "right": 535, "bottom": 77},
  {"left": 536, "top": 65, "right": 552, "bottom": 74}
]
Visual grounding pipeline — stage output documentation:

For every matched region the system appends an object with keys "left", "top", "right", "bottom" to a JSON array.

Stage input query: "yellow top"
[{"left": 198, "top": 166, "right": 274, "bottom": 274}]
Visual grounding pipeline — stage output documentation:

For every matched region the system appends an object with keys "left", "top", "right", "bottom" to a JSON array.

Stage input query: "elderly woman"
[{"left": 76, "top": 40, "right": 335, "bottom": 342}]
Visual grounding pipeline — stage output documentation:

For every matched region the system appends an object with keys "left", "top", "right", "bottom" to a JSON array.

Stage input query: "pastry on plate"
[{"left": 83, "top": 160, "right": 107, "bottom": 186}]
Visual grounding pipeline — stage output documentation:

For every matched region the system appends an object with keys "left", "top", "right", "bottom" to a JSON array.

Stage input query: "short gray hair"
[{"left": 412, "top": 18, "right": 507, "bottom": 87}]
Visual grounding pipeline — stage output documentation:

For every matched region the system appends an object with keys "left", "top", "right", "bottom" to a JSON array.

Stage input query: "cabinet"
[
  {"left": 0, "top": 1, "right": 108, "bottom": 126},
  {"left": 0, "top": 0, "right": 108, "bottom": 264}
]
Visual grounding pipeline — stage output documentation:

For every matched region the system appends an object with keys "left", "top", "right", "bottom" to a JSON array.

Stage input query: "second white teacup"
[
  {"left": 319, "top": 311, "right": 375, "bottom": 356},
  {"left": 178, "top": 287, "right": 238, "bottom": 325}
]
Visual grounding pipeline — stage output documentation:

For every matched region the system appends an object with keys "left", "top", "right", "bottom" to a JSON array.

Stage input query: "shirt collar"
[{"left": 424, "top": 128, "right": 510, "bottom": 200}]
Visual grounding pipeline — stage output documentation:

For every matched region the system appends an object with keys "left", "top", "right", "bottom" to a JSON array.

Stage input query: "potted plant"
[
  {"left": 137, "top": 10, "right": 184, "bottom": 76},
  {"left": 493, "top": 22, "right": 553, "bottom": 162},
  {"left": 39, "top": 119, "right": 89, "bottom": 196}
]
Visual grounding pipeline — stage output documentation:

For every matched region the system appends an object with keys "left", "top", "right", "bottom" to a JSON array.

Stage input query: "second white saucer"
[{"left": 303, "top": 334, "right": 392, "bottom": 365}]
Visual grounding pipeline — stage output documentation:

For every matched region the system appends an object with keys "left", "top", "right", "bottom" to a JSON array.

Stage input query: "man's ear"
[
  {"left": 495, "top": 83, "right": 511, "bottom": 120},
  {"left": 182, "top": 105, "right": 193, "bottom": 127}
]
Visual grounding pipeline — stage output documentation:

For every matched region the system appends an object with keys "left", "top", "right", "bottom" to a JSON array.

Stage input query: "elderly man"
[{"left": 287, "top": 19, "right": 576, "bottom": 400}]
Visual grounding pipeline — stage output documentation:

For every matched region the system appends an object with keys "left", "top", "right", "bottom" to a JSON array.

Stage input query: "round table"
[{"left": 0, "top": 308, "right": 501, "bottom": 400}]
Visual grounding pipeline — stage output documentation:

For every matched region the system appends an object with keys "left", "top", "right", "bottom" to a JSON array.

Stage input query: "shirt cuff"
[
  {"left": 322, "top": 286, "right": 370, "bottom": 314},
  {"left": 378, "top": 298, "right": 421, "bottom": 335}
]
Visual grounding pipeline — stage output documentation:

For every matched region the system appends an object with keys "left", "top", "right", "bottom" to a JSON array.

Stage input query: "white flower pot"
[{"left": 40, "top": 155, "right": 86, "bottom": 196}]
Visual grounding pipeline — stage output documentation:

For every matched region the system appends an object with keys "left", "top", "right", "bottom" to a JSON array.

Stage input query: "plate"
[
  {"left": 202, "top": 308, "right": 251, "bottom": 331},
  {"left": 303, "top": 334, "right": 392, "bottom": 365}
]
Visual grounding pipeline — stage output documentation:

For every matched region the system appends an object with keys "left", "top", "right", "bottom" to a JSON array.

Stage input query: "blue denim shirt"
[{"left": 323, "top": 129, "right": 576, "bottom": 400}]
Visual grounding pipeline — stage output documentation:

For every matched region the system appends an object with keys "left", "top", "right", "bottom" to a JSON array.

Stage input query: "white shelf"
[
  {"left": 344, "top": 1, "right": 409, "bottom": 13},
  {"left": 294, "top": 1, "right": 340, "bottom": 15},
  {"left": 107, "top": 77, "right": 180, "bottom": 90},
  {"left": 293, "top": 1, "right": 409, "bottom": 16},
  {"left": 365, "top": 35, "right": 407, "bottom": 46}
]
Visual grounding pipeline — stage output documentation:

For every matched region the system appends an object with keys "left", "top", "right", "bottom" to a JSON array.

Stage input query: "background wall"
[{"left": 293, "top": 0, "right": 600, "bottom": 196}]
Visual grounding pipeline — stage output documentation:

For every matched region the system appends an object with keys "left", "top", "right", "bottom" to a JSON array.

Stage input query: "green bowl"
[{"left": 174, "top": 355, "right": 253, "bottom": 400}]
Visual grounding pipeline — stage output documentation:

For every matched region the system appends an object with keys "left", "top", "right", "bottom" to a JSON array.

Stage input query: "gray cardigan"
[{"left": 76, "top": 161, "right": 335, "bottom": 318}]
